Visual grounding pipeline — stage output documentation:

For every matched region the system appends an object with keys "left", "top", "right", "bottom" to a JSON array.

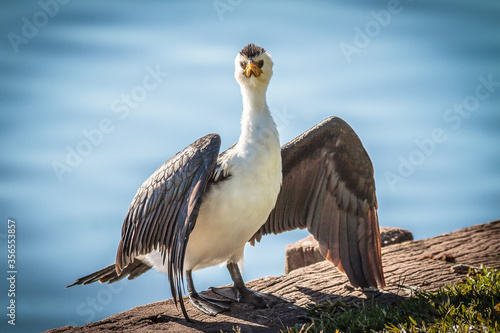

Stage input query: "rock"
[
  {"left": 284, "top": 235, "right": 324, "bottom": 274},
  {"left": 379, "top": 226, "right": 414, "bottom": 246},
  {"left": 450, "top": 264, "right": 479, "bottom": 274},
  {"left": 45, "top": 220, "right": 500, "bottom": 333},
  {"left": 285, "top": 227, "right": 413, "bottom": 274}
]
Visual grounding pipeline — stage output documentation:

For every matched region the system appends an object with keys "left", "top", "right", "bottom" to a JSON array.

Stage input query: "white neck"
[{"left": 237, "top": 85, "right": 278, "bottom": 151}]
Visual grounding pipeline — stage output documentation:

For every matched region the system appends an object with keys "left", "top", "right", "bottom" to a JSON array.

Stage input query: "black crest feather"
[{"left": 239, "top": 43, "right": 266, "bottom": 59}]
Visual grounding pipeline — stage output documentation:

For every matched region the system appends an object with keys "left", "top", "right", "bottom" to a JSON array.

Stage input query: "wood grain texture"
[{"left": 48, "top": 219, "right": 500, "bottom": 333}]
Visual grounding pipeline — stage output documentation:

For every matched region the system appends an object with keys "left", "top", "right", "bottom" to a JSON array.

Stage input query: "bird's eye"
[
  {"left": 240, "top": 61, "right": 246, "bottom": 69},
  {"left": 256, "top": 60, "right": 264, "bottom": 68}
]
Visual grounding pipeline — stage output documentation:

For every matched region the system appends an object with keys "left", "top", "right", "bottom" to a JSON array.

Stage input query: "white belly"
[
  {"left": 143, "top": 136, "right": 282, "bottom": 274},
  {"left": 184, "top": 168, "right": 281, "bottom": 271}
]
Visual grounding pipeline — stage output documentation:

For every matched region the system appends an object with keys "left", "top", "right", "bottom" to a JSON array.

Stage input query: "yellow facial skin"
[{"left": 244, "top": 62, "right": 263, "bottom": 78}]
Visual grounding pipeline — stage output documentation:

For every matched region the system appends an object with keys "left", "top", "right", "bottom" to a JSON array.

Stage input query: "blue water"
[{"left": 1, "top": 1, "right": 499, "bottom": 331}]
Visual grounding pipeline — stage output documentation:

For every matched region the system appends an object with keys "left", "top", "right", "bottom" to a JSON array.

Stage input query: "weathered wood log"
[
  {"left": 47, "top": 220, "right": 500, "bottom": 333},
  {"left": 285, "top": 227, "right": 413, "bottom": 274}
]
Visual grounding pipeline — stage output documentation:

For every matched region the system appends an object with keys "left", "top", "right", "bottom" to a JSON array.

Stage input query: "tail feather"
[{"left": 66, "top": 260, "right": 151, "bottom": 288}]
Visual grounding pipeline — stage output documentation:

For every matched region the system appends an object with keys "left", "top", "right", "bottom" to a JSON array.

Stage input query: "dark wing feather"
[
  {"left": 66, "top": 261, "right": 151, "bottom": 288},
  {"left": 250, "top": 117, "right": 384, "bottom": 288},
  {"left": 116, "top": 133, "right": 221, "bottom": 318}
]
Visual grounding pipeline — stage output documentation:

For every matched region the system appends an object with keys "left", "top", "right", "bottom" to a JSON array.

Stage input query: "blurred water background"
[{"left": 0, "top": 0, "right": 499, "bottom": 331}]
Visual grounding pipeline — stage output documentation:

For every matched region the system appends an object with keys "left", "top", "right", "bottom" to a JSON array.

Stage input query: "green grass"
[{"left": 284, "top": 267, "right": 500, "bottom": 333}]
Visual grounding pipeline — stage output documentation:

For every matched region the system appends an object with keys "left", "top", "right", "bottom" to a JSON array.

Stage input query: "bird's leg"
[
  {"left": 186, "top": 269, "right": 230, "bottom": 316},
  {"left": 210, "top": 262, "right": 293, "bottom": 308}
]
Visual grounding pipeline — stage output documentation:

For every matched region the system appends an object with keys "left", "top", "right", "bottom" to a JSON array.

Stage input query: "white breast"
[{"left": 143, "top": 120, "right": 282, "bottom": 274}]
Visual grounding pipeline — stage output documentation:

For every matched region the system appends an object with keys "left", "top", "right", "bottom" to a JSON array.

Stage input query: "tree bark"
[
  {"left": 47, "top": 219, "right": 500, "bottom": 333},
  {"left": 285, "top": 226, "right": 413, "bottom": 273}
]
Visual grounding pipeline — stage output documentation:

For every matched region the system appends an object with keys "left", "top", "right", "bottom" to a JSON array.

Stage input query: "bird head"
[{"left": 234, "top": 43, "right": 273, "bottom": 90}]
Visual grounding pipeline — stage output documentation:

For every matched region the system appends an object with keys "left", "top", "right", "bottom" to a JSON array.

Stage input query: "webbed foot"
[
  {"left": 188, "top": 291, "right": 230, "bottom": 316},
  {"left": 210, "top": 285, "right": 293, "bottom": 308}
]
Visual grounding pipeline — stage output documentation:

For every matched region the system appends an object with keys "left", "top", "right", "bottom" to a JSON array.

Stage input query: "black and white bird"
[{"left": 67, "top": 43, "right": 385, "bottom": 320}]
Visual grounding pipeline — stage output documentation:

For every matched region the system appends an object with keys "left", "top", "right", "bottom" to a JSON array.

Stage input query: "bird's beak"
[{"left": 244, "top": 62, "right": 262, "bottom": 78}]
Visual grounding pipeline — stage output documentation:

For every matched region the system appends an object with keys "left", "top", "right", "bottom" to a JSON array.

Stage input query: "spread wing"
[
  {"left": 116, "top": 133, "right": 221, "bottom": 317},
  {"left": 250, "top": 117, "right": 385, "bottom": 288}
]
